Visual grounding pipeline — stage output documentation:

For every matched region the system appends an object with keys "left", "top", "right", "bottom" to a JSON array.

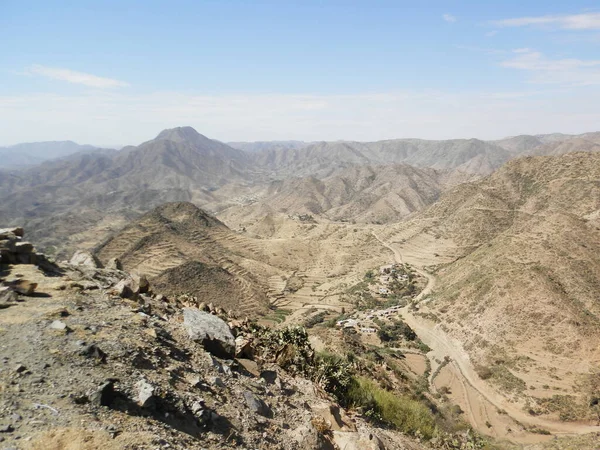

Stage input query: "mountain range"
[
  {"left": 0, "top": 140, "right": 102, "bottom": 169},
  {"left": 1, "top": 126, "right": 600, "bottom": 257}
]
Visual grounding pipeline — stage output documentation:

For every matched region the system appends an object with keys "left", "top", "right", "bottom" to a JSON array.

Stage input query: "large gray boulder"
[{"left": 182, "top": 308, "right": 235, "bottom": 358}]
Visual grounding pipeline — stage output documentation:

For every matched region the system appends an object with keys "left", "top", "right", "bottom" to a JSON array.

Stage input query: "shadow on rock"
[{"left": 84, "top": 381, "right": 237, "bottom": 440}]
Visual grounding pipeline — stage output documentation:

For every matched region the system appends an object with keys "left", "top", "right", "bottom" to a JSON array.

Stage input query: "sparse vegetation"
[
  {"left": 265, "top": 308, "right": 292, "bottom": 324},
  {"left": 346, "top": 376, "right": 436, "bottom": 438},
  {"left": 374, "top": 317, "right": 417, "bottom": 344},
  {"left": 538, "top": 394, "right": 591, "bottom": 422},
  {"left": 475, "top": 364, "right": 526, "bottom": 394},
  {"left": 304, "top": 310, "right": 328, "bottom": 328}
]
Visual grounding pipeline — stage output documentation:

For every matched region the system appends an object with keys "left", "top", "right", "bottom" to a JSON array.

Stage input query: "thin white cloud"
[
  {"left": 443, "top": 14, "right": 457, "bottom": 23},
  {"left": 454, "top": 44, "right": 508, "bottom": 55},
  {"left": 501, "top": 49, "right": 600, "bottom": 85},
  {"left": 492, "top": 12, "right": 600, "bottom": 30},
  {"left": 27, "top": 65, "right": 129, "bottom": 88},
  {"left": 485, "top": 30, "right": 498, "bottom": 37}
]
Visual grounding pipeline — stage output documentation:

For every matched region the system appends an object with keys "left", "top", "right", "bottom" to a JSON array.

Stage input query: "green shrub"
[
  {"left": 313, "top": 351, "right": 354, "bottom": 401},
  {"left": 346, "top": 376, "right": 436, "bottom": 439},
  {"left": 377, "top": 318, "right": 417, "bottom": 343}
]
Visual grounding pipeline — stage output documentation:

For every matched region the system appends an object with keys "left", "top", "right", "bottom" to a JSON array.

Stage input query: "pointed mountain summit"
[
  {"left": 107, "top": 126, "right": 252, "bottom": 187},
  {"left": 155, "top": 126, "right": 205, "bottom": 143}
]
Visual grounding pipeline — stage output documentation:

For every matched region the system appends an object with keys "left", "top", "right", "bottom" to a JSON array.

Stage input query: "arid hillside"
[
  {"left": 250, "top": 138, "right": 512, "bottom": 177},
  {"left": 379, "top": 152, "right": 600, "bottom": 423},
  {"left": 217, "top": 164, "right": 451, "bottom": 226},
  {"left": 93, "top": 202, "right": 279, "bottom": 317}
]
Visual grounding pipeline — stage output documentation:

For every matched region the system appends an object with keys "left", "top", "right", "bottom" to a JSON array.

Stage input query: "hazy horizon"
[{"left": 0, "top": 126, "right": 594, "bottom": 150}]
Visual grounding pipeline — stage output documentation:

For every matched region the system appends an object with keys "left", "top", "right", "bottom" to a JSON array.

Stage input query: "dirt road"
[{"left": 371, "top": 231, "right": 600, "bottom": 439}]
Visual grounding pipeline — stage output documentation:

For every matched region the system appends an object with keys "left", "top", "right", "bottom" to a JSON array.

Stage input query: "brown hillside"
[
  {"left": 217, "top": 164, "right": 449, "bottom": 226},
  {"left": 94, "top": 202, "right": 275, "bottom": 317},
  {"left": 380, "top": 152, "right": 600, "bottom": 422}
]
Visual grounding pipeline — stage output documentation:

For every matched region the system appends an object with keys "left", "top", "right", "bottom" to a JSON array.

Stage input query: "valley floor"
[{"left": 246, "top": 217, "right": 600, "bottom": 446}]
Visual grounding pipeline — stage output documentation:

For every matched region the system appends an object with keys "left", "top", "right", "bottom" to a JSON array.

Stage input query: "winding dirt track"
[{"left": 371, "top": 231, "right": 600, "bottom": 438}]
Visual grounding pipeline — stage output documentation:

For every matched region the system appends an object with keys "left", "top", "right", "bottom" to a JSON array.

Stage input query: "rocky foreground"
[
  {"left": 5, "top": 228, "right": 599, "bottom": 449},
  {"left": 0, "top": 228, "right": 430, "bottom": 450}
]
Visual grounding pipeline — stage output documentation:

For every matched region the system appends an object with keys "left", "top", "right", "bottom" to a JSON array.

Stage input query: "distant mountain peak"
[{"left": 156, "top": 126, "right": 203, "bottom": 143}]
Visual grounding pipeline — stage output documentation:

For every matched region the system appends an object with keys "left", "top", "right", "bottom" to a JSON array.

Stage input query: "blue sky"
[{"left": 1, "top": 1, "right": 600, "bottom": 145}]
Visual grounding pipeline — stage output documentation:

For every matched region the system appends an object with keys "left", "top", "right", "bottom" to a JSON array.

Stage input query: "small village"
[{"left": 336, "top": 262, "right": 421, "bottom": 337}]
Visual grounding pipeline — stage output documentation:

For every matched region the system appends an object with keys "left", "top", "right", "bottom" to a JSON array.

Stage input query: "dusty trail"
[{"left": 371, "top": 231, "right": 600, "bottom": 438}]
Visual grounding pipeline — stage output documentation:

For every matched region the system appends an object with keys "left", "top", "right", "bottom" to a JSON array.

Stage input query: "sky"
[{"left": 1, "top": 0, "right": 600, "bottom": 146}]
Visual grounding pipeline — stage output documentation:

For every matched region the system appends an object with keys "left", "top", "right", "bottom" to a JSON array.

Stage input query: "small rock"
[
  {"left": 193, "top": 406, "right": 212, "bottom": 425},
  {"left": 260, "top": 370, "right": 278, "bottom": 385},
  {"left": 187, "top": 375, "right": 203, "bottom": 388},
  {"left": 237, "top": 358, "right": 260, "bottom": 377},
  {"left": 112, "top": 274, "right": 150, "bottom": 298},
  {"left": 105, "top": 257, "right": 123, "bottom": 270},
  {"left": 106, "top": 424, "right": 120, "bottom": 438},
  {"left": 221, "top": 363, "right": 233, "bottom": 376},
  {"left": 243, "top": 391, "right": 272, "bottom": 418},
  {"left": 131, "top": 273, "right": 150, "bottom": 294},
  {"left": 79, "top": 344, "right": 107, "bottom": 363},
  {"left": 13, "top": 364, "right": 26, "bottom": 374},
  {"left": 12, "top": 280, "right": 37, "bottom": 296},
  {"left": 190, "top": 399, "right": 205, "bottom": 414},
  {"left": 207, "top": 376, "right": 225, "bottom": 388},
  {"left": 235, "top": 336, "right": 255, "bottom": 359},
  {"left": 311, "top": 402, "right": 356, "bottom": 432},
  {"left": 0, "top": 289, "right": 19, "bottom": 308},
  {"left": 0, "top": 424, "right": 14, "bottom": 433},
  {"left": 144, "top": 328, "right": 158, "bottom": 339},
  {"left": 49, "top": 320, "right": 70, "bottom": 333},
  {"left": 87, "top": 381, "right": 115, "bottom": 407},
  {"left": 112, "top": 279, "right": 133, "bottom": 298},
  {"left": 136, "top": 379, "right": 156, "bottom": 408}
]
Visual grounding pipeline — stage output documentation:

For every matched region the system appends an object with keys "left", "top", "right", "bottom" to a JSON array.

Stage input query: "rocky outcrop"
[
  {"left": 0, "top": 227, "right": 55, "bottom": 270},
  {"left": 183, "top": 308, "right": 236, "bottom": 358}
]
